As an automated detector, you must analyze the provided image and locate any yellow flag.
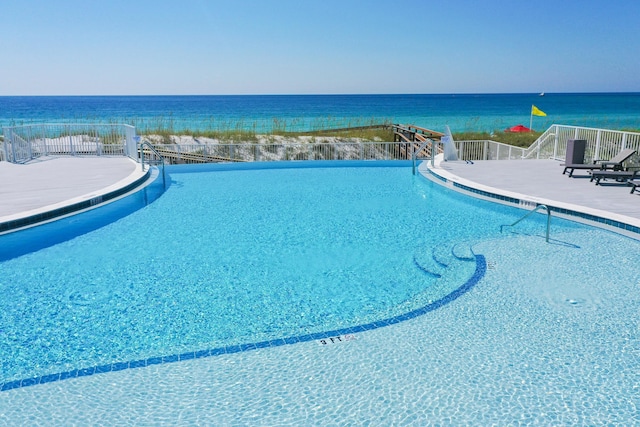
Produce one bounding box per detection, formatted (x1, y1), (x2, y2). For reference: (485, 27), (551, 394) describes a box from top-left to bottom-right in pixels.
(531, 105), (547, 117)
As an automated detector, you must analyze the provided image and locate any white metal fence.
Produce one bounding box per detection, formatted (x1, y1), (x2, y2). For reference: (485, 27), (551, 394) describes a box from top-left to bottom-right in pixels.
(1, 124), (137, 163)
(522, 124), (640, 162)
(139, 141), (418, 164)
(454, 125), (640, 164)
(4, 123), (640, 167)
(454, 140), (527, 161)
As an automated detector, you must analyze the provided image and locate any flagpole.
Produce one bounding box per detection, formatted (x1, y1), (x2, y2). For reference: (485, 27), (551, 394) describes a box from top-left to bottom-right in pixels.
(529, 106), (533, 131)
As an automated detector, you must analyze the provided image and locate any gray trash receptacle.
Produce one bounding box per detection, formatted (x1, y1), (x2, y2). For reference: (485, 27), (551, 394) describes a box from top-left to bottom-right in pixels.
(566, 139), (587, 164)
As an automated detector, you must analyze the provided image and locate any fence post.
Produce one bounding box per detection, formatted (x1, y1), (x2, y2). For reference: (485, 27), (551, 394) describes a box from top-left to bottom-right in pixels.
(26, 128), (33, 160)
(2, 128), (11, 162)
(536, 137), (541, 159)
(67, 125), (75, 156)
(594, 130), (601, 161)
(42, 126), (49, 156)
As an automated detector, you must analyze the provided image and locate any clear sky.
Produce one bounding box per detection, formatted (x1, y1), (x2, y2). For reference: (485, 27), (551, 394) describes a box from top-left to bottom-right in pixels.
(1, 0), (639, 95)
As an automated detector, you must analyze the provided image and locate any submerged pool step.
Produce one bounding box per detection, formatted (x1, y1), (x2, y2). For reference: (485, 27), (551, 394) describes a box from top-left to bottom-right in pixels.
(413, 252), (443, 278)
(414, 242), (476, 278)
(451, 242), (475, 261)
(431, 244), (452, 268)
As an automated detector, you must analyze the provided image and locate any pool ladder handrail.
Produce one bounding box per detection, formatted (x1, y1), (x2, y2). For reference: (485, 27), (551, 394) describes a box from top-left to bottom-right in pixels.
(139, 139), (166, 188)
(500, 204), (551, 242)
(412, 138), (435, 175)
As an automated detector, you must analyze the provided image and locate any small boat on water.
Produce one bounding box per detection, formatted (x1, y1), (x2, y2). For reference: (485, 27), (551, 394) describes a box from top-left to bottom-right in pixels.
(539, 92), (545, 96)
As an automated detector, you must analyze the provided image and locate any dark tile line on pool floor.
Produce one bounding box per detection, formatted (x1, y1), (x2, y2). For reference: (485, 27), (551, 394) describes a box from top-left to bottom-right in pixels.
(0, 255), (486, 392)
(428, 170), (640, 235)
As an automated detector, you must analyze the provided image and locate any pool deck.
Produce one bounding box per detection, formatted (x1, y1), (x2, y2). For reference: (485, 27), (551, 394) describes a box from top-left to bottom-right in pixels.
(0, 156), (146, 228)
(421, 157), (640, 233)
(1, 155), (640, 236)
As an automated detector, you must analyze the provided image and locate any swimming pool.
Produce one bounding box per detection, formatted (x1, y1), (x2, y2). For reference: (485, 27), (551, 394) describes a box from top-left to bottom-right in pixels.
(1, 161), (638, 425)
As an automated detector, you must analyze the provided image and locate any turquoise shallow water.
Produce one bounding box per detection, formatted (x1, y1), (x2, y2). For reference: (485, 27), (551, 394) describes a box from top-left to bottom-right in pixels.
(0, 163), (639, 425)
(1, 93), (640, 132)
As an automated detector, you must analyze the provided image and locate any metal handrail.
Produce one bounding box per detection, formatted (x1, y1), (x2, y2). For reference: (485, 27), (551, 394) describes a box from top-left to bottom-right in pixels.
(139, 140), (166, 188)
(500, 204), (551, 242)
(412, 138), (434, 175)
(522, 131), (557, 159)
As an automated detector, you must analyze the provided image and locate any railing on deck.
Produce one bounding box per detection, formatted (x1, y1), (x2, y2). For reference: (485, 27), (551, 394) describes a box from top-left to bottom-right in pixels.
(522, 124), (640, 163)
(5, 123), (639, 168)
(454, 125), (640, 164)
(142, 141), (417, 164)
(1, 124), (137, 163)
(455, 140), (526, 161)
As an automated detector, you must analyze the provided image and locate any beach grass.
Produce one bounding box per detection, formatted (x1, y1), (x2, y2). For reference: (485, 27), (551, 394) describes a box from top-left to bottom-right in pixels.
(138, 120), (545, 148)
(137, 117), (396, 142)
(452, 130), (544, 148)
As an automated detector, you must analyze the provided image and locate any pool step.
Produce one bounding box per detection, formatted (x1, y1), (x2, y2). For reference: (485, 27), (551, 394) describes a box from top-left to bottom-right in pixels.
(414, 242), (476, 278)
(451, 242), (475, 261)
(413, 252), (443, 278)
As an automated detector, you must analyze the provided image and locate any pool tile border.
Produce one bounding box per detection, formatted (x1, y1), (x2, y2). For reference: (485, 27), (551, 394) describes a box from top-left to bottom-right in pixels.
(427, 169), (640, 236)
(0, 170), (151, 234)
(0, 255), (486, 392)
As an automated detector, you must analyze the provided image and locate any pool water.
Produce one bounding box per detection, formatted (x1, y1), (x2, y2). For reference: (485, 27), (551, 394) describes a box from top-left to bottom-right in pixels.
(0, 163), (490, 383)
(1, 162), (639, 425)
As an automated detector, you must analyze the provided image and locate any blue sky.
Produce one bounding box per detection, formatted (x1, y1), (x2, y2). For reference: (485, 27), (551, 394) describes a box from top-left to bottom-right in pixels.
(1, 0), (639, 95)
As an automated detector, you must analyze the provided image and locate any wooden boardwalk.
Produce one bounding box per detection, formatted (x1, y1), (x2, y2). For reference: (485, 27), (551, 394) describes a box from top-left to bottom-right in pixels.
(392, 124), (444, 158)
(143, 147), (239, 164)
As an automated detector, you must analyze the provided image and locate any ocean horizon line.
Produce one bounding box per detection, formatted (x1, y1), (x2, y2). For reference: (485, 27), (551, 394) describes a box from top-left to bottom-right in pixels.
(2, 92), (639, 133)
(2, 91), (640, 98)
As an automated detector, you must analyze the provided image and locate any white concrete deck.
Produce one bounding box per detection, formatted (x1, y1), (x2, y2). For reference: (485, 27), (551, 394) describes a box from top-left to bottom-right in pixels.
(421, 158), (640, 231)
(0, 156), (146, 224)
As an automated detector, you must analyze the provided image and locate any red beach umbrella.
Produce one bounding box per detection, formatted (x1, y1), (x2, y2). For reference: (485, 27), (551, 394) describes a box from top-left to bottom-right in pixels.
(505, 124), (532, 133)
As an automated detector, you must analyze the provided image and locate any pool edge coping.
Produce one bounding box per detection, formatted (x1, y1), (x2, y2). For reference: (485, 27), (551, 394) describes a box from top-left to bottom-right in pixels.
(0, 161), (152, 235)
(421, 158), (640, 238)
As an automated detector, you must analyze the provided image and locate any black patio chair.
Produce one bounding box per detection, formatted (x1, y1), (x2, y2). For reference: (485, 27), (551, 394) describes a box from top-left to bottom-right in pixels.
(563, 148), (636, 177)
(590, 169), (640, 185)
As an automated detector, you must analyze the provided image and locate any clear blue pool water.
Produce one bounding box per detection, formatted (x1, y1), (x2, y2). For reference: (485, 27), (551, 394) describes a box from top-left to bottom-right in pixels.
(1, 161), (639, 425)
(0, 161), (555, 385)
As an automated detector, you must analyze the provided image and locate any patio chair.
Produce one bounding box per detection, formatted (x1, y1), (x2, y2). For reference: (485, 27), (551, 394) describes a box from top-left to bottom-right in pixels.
(628, 177), (640, 194)
(590, 169), (640, 185)
(562, 148), (636, 177)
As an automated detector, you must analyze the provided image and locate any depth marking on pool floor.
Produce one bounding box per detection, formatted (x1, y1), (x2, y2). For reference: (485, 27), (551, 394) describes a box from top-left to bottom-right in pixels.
(317, 334), (357, 346)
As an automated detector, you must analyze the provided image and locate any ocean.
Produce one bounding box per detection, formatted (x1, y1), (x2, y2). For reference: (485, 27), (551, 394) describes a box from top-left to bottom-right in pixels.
(1, 93), (639, 134)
